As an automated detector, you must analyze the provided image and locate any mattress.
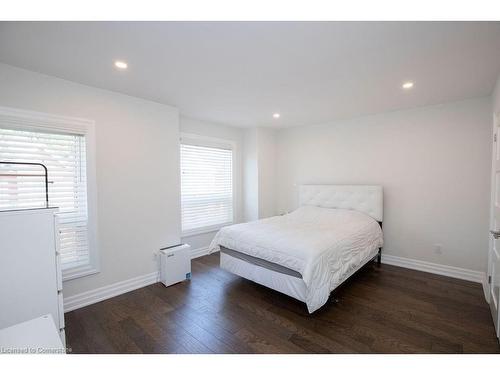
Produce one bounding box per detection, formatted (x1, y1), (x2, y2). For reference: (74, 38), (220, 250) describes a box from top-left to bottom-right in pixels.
(210, 205), (384, 313)
(220, 246), (302, 278)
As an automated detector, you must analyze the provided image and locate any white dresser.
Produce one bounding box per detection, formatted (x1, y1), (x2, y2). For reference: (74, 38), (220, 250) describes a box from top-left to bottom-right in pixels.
(0, 208), (65, 346)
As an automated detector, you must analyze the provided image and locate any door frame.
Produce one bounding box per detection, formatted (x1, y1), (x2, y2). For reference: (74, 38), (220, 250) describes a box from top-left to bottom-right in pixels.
(488, 111), (500, 338)
(487, 112), (496, 304)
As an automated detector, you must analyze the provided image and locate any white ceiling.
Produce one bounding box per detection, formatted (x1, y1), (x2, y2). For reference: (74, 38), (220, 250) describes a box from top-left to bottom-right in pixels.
(1, 22), (500, 128)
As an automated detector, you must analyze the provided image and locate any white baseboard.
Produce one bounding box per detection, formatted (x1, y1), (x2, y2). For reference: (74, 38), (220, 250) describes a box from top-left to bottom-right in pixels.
(191, 246), (210, 259)
(64, 271), (159, 312)
(482, 274), (490, 303)
(381, 254), (485, 284)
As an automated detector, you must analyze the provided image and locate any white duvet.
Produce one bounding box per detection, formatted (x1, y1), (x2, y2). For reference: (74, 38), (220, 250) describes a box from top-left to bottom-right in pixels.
(209, 206), (383, 313)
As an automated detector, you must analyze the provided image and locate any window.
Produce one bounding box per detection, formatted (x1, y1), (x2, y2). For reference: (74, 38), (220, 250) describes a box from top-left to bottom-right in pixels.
(180, 135), (234, 235)
(0, 106), (98, 280)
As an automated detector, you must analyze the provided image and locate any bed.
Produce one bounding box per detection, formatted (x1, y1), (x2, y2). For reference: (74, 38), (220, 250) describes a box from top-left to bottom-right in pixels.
(209, 185), (384, 313)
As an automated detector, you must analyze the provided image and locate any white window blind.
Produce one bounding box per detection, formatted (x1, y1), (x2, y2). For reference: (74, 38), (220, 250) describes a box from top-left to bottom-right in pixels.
(181, 140), (233, 234)
(0, 127), (90, 270)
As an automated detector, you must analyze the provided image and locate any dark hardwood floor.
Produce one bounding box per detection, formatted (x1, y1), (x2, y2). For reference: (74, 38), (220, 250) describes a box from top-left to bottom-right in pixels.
(65, 253), (500, 353)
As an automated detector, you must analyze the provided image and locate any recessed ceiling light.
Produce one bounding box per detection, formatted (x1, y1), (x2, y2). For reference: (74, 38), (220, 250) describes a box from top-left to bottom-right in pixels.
(273, 113), (281, 119)
(402, 81), (414, 89)
(114, 60), (128, 70)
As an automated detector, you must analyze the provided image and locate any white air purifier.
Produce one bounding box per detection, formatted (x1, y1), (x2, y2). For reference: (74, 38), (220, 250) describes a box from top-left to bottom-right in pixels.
(160, 244), (192, 287)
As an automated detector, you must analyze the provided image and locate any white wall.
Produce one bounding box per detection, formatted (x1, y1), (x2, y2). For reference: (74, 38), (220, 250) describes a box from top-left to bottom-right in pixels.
(494, 75), (500, 115)
(0, 63), (181, 298)
(242, 127), (277, 220)
(243, 128), (259, 221)
(180, 116), (244, 252)
(256, 128), (277, 219)
(275, 97), (492, 272)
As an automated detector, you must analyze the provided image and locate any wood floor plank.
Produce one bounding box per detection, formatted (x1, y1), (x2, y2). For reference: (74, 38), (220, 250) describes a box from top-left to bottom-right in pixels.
(342, 292), (497, 353)
(65, 253), (500, 354)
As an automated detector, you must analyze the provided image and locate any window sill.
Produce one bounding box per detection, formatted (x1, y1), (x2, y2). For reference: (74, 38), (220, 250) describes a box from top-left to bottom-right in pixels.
(182, 222), (233, 238)
(62, 264), (99, 282)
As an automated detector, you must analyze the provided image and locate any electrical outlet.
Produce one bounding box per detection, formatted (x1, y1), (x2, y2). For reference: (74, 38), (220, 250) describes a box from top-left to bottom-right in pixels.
(433, 244), (443, 255)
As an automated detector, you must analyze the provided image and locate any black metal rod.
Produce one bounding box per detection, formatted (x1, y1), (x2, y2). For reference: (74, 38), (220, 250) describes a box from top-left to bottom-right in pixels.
(0, 161), (49, 208)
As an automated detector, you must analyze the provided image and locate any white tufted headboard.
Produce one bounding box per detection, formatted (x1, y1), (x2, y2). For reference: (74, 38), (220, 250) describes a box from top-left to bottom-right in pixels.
(299, 185), (383, 222)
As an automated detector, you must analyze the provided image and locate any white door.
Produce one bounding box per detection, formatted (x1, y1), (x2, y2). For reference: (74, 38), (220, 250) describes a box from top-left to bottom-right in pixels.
(489, 112), (500, 338)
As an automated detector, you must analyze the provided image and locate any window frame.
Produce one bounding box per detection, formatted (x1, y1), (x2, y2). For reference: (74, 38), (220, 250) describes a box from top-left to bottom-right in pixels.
(180, 132), (237, 237)
(0, 106), (99, 281)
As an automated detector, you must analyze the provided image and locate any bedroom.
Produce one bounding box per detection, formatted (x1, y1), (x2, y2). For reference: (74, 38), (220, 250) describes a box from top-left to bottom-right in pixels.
(1, 1), (500, 372)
